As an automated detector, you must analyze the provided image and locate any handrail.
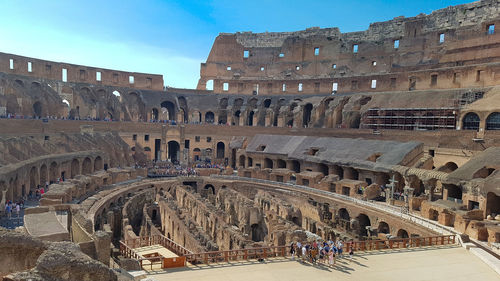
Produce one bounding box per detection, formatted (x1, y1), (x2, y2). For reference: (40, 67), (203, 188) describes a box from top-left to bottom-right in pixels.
(183, 234), (456, 265)
(211, 175), (456, 236)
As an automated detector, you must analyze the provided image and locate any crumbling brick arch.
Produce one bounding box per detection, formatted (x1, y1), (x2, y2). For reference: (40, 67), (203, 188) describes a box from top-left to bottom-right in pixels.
(82, 157), (93, 175)
(49, 161), (59, 183)
(70, 159), (80, 178)
(94, 156), (103, 171)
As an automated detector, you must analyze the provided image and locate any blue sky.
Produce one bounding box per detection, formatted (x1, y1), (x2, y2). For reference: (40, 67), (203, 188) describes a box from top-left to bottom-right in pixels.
(0, 0), (471, 89)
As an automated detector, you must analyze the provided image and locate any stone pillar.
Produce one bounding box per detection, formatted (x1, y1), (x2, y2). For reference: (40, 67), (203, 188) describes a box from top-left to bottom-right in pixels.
(93, 231), (111, 266)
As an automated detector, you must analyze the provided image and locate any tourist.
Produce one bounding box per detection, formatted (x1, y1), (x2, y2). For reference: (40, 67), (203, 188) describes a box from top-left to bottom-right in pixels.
(349, 246), (354, 260)
(328, 246), (335, 266)
(15, 203), (20, 217)
(5, 203), (11, 219)
(337, 240), (343, 258)
(289, 242), (296, 260)
(301, 244), (307, 261)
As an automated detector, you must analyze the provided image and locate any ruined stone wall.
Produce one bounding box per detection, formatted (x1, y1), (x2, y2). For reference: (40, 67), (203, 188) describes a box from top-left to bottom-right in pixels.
(0, 52), (164, 90)
(198, 0), (500, 95)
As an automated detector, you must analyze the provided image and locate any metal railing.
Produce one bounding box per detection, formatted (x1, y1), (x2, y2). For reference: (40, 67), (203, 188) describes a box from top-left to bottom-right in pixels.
(210, 175), (456, 236)
(184, 234), (456, 265)
(121, 234), (193, 256)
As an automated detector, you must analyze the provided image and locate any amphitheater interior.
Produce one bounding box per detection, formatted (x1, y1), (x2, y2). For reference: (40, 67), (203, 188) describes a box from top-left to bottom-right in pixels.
(2, 0), (500, 280)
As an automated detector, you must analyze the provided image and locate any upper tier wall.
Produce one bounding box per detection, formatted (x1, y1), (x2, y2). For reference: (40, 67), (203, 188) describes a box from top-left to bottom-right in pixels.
(0, 52), (164, 91)
(197, 0), (500, 95)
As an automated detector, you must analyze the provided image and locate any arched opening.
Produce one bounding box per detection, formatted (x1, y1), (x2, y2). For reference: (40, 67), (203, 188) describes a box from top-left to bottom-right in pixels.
(205, 111), (215, 123)
(438, 162), (458, 173)
(338, 208), (350, 222)
(233, 110), (241, 125)
(397, 229), (409, 238)
(445, 184), (462, 201)
(82, 157), (92, 175)
(486, 112), (500, 130)
(29, 166), (38, 192)
(33, 101), (42, 118)
(291, 160), (300, 173)
(357, 214), (371, 237)
(193, 148), (201, 161)
(70, 159), (79, 178)
(49, 161), (58, 183)
(462, 112), (480, 130)
(216, 142), (225, 159)
(204, 184), (215, 195)
(238, 155), (246, 167)
(429, 209), (439, 221)
(287, 119), (294, 127)
(264, 158), (273, 169)
(377, 222), (390, 235)
(167, 141), (180, 163)
(251, 224), (264, 242)
(247, 111), (254, 126)
(292, 216), (301, 227)
(263, 99), (271, 108)
(151, 108), (159, 121)
(318, 163), (328, 176)
(218, 111), (227, 125)
(302, 103), (313, 127)
(247, 157), (253, 167)
(94, 156), (103, 171)
(39, 164), (47, 186)
(473, 167), (496, 179)
(486, 192), (500, 218)
(331, 165), (343, 179)
(160, 101), (176, 121)
(277, 159), (286, 169)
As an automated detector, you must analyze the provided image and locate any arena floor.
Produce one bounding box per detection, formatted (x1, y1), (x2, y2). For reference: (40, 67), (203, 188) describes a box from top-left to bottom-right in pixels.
(145, 246), (498, 281)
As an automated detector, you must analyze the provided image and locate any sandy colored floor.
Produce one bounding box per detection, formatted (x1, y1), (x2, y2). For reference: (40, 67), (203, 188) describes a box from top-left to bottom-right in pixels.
(145, 246), (499, 281)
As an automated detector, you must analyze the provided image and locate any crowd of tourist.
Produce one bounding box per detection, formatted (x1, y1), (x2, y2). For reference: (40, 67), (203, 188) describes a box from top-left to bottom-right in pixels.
(289, 239), (353, 266)
(140, 159), (227, 177)
(3, 200), (23, 219)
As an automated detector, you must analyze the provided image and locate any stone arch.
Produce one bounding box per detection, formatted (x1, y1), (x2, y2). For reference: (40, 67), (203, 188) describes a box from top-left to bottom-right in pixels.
(216, 142), (225, 159)
(486, 192), (500, 218)
(247, 111), (254, 126)
(291, 160), (300, 173)
(204, 184), (215, 195)
(160, 101), (176, 121)
(462, 112), (480, 130)
(263, 99), (271, 108)
(438, 162), (458, 173)
(205, 111), (215, 123)
(167, 141), (180, 163)
(277, 159), (286, 169)
(397, 229), (409, 238)
(486, 112), (500, 130)
(70, 159), (80, 178)
(377, 221), (390, 235)
(193, 148), (201, 161)
(264, 158), (273, 169)
(33, 101), (42, 118)
(39, 164), (47, 186)
(302, 103), (313, 127)
(49, 162), (59, 182)
(357, 213), (371, 237)
(151, 108), (159, 121)
(233, 110), (241, 125)
(82, 157), (92, 175)
(94, 156), (103, 171)
(318, 163), (328, 176)
(338, 208), (350, 221)
(238, 155), (246, 167)
(473, 167), (496, 179)
(444, 184), (462, 201)
(29, 167), (40, 193)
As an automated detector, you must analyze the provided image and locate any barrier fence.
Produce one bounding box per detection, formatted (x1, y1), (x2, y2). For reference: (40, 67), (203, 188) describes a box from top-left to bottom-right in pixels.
(120, 234), (456, 269)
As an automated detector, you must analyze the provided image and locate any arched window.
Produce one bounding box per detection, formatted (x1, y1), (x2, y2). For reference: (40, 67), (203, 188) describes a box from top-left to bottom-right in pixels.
(462, 112), (480, 130)
(486, 112), (500, 130)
